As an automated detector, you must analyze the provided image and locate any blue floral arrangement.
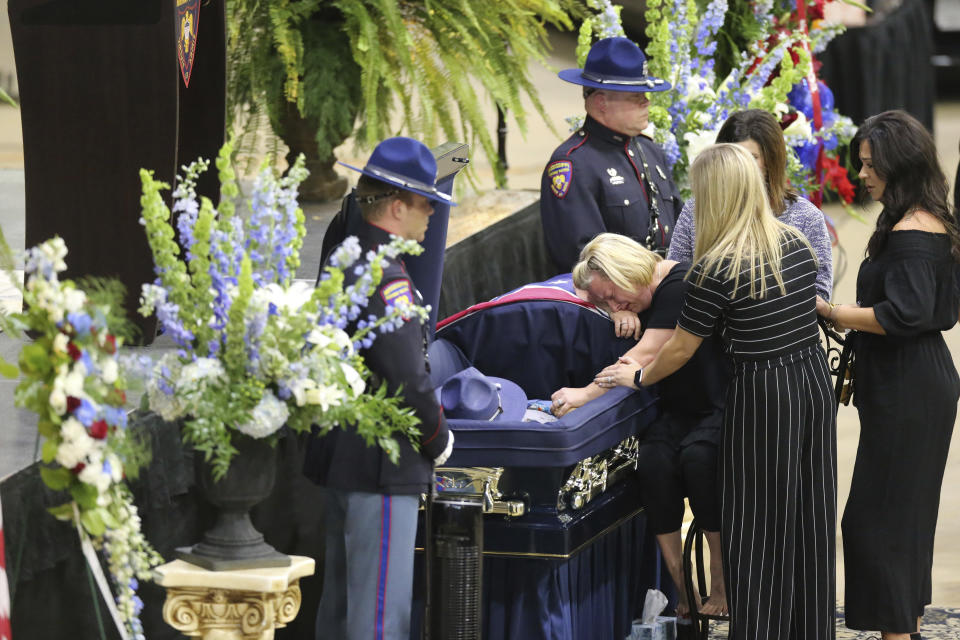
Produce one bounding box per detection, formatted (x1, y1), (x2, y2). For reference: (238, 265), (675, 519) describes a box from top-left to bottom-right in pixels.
(578, 0), (861, 206)
(137, 142), (424, 479)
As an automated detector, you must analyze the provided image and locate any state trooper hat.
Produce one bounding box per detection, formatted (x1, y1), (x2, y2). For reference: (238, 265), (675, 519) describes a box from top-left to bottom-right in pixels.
(436, 367), (527, 422)
(339, 136), (457, 206)
(558, 37), (671, 93)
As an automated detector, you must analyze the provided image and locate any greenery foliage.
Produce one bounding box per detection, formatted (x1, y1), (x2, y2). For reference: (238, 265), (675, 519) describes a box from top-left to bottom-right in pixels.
(226, 0), (588, 186)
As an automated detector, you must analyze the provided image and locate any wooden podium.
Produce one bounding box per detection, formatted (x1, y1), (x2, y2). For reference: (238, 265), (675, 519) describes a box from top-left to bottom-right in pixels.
(8, 0), (226, 344)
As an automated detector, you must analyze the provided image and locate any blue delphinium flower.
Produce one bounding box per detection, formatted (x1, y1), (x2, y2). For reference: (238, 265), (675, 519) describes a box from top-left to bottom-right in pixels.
(104, 406), (129, 428)
(692, 0), (727, 74)
(67, 311), (93, 338)
(75, 398), (97, 426)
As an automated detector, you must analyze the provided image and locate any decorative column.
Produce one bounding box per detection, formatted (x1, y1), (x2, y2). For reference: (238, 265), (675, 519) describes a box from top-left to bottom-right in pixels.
(153, 555), (315, 640)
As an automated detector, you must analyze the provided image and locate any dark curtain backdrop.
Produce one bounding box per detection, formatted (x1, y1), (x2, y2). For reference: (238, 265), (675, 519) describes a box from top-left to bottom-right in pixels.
(818, 0), (935, 131)
(438, 201), (557, 321)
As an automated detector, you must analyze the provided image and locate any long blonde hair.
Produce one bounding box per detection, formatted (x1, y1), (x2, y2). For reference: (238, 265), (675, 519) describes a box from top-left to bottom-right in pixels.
(690, 144), (808, 298)
(572, 233), (661, 293)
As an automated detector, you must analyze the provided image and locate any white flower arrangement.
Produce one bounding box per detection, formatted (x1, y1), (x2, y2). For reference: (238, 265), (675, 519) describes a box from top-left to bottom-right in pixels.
(2, 237), (162, 640)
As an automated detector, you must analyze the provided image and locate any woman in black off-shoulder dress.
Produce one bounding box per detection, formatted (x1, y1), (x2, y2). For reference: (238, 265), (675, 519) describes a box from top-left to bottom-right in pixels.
(817, 111), (960, 640)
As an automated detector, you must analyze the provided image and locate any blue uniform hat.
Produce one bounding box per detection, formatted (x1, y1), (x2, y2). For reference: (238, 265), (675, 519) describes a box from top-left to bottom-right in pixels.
(436, 367), (527, 422)
(558, 37), (670, 93)
(339, 136), (457, 206)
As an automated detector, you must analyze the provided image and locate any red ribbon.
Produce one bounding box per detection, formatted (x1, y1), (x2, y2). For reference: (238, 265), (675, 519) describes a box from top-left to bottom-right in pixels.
(797, 0), (825, 206)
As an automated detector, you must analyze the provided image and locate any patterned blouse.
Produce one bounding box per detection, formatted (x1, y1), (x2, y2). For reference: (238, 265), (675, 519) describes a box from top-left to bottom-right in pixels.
(667, 195), (833, 300)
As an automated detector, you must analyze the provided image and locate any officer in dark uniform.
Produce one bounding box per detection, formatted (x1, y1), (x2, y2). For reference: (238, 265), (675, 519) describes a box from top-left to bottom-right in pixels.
(304, 136), (454, 640)
(540, 36), (684, 272)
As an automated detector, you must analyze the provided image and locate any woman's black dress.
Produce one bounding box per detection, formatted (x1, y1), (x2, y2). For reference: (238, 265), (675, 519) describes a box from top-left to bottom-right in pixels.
(843, 230), (960, 632)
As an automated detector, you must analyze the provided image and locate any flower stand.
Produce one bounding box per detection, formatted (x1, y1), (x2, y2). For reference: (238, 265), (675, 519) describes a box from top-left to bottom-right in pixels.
(153, 556), (315, 640)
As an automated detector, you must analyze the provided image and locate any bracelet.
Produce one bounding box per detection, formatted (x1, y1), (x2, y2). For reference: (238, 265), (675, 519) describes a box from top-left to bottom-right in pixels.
(828, 302), (840, 323)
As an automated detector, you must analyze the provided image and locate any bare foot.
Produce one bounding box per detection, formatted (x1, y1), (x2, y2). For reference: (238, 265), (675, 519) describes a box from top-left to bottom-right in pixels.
(700, 590), (727, 616)
(676, 580), (701, 619)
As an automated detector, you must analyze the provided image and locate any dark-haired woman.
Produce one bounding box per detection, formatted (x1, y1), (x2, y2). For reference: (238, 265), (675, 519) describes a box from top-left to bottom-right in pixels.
(816, 110), (960, 640)
(669, 109), (833, 299)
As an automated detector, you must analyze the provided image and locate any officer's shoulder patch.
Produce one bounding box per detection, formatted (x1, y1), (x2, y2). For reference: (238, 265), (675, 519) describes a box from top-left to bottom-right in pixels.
(547, 160), (573, 199)
(381, 278), (414, 309)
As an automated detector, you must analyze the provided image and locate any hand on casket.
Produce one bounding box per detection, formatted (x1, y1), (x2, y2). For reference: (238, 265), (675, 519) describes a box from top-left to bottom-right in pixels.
(550, 385), (602, 417)
(595, 355), (641, 389)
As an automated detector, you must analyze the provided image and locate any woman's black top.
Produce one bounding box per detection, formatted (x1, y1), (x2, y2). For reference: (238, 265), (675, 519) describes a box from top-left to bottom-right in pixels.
(678, 234), (820, 360)
(639, 262), (732, 443)
(856, 230), (960, 336)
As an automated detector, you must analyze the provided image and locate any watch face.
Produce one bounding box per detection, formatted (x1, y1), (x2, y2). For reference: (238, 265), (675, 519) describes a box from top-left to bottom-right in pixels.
(633, 368), (643, 388)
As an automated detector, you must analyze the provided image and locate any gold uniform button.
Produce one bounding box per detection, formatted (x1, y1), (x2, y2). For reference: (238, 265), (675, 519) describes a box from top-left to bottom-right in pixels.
(623, 199), (630, 205)
(627, 149), (635, 157)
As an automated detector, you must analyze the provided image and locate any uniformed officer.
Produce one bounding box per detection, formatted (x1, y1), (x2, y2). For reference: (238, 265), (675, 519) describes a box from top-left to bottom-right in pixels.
(540, 36), (684, 272)
(304, 136), (454, 640)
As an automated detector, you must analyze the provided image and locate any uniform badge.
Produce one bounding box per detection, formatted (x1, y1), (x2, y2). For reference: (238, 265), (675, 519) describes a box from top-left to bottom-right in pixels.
(381, 279), (414, 312)
(607, 168), (624, 186)
(176, 0), (201, 87)
(547, 160), (573, 199)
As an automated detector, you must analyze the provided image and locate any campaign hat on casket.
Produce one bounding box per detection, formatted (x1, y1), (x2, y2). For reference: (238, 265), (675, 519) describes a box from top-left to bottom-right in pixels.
(436, 367), (527, 422)
(338, 136), (457, 206)
(558, 37), (670, 93)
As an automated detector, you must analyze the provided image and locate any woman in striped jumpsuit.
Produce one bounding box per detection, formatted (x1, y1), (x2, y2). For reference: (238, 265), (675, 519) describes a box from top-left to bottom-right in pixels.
(597, 143), (837, 640)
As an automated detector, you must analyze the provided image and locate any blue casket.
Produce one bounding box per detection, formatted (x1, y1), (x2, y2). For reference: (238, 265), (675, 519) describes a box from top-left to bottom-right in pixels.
(428, 276), (660, 557)
(413, 276), (671, 640)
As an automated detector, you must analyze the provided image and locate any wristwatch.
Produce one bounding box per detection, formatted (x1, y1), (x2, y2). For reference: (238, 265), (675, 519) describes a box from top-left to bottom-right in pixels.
(633, 368), (643, 389)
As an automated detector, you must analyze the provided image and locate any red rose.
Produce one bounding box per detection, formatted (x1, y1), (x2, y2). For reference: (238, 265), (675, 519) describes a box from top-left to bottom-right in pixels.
(71, 462), (86, 474)
(103, 334), (116, 355)
(67, 396), (81, 413)
(89, 420), (109, 439)
(67, 342), (82, 361)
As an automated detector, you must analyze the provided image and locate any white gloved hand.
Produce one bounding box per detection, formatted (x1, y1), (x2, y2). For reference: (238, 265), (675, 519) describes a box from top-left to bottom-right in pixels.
(433, 431), (454, 466)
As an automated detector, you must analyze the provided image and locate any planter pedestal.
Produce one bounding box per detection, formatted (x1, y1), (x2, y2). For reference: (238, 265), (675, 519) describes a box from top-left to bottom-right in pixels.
(154, 556), (315, 640)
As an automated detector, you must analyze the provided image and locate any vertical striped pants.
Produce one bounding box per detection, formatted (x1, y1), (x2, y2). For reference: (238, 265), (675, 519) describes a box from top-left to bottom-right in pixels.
(721, 346), (837, 640)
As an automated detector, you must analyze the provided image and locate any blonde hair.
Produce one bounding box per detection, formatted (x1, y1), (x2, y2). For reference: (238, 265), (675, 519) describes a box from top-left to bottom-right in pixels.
(572, 233), (661, 293)
(689, 144), (809, 298)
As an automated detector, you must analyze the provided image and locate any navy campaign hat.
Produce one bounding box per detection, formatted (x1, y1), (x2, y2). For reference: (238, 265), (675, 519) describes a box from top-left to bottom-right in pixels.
(558, 37), (670, 93)
(339, 136), (457, 206)
(437, 367), (527, 422)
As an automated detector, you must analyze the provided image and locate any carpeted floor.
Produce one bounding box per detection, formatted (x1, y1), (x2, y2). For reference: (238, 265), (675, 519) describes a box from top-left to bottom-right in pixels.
(701, 606), (960, 638)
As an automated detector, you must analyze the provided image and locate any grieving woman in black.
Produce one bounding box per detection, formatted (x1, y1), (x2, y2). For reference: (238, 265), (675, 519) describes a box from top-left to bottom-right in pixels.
(550, 233), (732, 620)
(816, 110), (960, 640)
(599, 144), (837, 640)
